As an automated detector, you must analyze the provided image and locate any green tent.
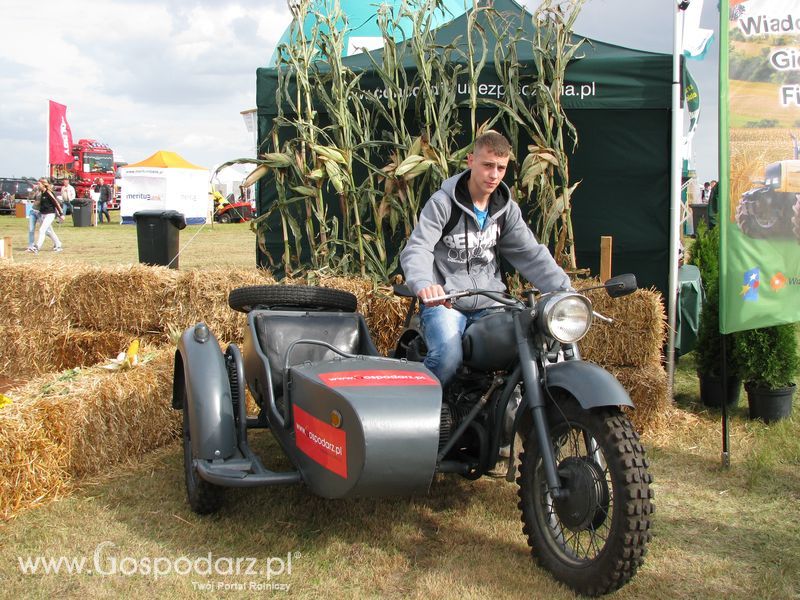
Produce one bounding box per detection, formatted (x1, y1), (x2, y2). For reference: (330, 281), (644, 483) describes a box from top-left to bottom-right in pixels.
(255, 0), (675, 294)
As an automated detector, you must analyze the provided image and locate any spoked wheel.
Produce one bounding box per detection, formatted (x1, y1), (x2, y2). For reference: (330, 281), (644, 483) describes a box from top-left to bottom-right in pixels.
(228, 285), (358, 313)
(182, 392), (223, 514)
(517, 395), (653, 596)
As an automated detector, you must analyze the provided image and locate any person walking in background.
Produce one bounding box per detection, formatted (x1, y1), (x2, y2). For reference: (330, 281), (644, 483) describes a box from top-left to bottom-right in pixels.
(25, 180), (43, 252)
(94, 177), (111, 223)
(700, 181), (711, 203)
(32, 180), (64, 253)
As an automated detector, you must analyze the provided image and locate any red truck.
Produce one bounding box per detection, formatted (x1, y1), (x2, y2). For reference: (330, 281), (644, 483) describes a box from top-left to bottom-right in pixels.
(50, 139), (119, 208)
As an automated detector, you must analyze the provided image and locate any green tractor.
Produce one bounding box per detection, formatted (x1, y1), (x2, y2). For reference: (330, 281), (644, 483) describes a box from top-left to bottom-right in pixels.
(736, 134), (800, 240)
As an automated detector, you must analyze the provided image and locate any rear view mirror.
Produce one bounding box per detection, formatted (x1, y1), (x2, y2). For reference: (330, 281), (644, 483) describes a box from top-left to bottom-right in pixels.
(605, 273), (637, 298)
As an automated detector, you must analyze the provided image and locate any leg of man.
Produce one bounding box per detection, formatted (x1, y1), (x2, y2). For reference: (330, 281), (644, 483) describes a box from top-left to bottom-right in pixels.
(420, 305), (467, 386)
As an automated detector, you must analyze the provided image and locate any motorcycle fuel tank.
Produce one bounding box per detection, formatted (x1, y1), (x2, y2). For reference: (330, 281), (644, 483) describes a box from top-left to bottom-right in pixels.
(287, 357), (441, 498)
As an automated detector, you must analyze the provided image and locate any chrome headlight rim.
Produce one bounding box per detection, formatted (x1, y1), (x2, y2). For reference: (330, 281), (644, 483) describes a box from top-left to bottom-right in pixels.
(538, 292), (593, 344)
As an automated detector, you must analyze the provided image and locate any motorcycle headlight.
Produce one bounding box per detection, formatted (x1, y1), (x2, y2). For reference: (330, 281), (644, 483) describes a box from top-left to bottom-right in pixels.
(538, 293), (593, 344)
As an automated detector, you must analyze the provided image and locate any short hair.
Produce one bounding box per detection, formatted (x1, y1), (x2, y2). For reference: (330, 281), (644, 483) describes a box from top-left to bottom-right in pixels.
(474, 130), (512, 157)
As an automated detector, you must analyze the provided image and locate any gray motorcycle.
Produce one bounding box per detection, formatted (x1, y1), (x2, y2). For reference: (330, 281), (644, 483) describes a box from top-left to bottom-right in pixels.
(174, 274), (652, 597)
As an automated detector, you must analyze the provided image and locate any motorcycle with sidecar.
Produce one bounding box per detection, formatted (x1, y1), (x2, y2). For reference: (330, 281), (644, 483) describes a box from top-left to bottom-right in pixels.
(173, 275), (653, 596)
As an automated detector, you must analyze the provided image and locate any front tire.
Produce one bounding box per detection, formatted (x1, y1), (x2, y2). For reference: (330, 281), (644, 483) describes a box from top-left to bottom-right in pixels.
(517, 396), (653, 596)
(182, 396), (223, 514)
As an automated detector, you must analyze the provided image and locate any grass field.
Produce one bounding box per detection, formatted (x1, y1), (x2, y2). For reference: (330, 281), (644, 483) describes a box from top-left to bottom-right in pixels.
(0, 211), (259, 270)
(0, 213), (798, 599)
(729, 80), (799, 129)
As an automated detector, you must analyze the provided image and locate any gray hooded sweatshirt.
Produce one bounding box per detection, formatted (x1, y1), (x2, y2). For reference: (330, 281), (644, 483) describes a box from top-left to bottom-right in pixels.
(400, 170), (571, 311)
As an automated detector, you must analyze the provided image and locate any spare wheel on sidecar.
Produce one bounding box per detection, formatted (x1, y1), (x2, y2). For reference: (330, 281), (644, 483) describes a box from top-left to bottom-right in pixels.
(228, 285), (357, 313)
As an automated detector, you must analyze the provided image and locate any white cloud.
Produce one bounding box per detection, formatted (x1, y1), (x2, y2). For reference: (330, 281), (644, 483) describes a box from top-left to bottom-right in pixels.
(0, 0), (291, 176)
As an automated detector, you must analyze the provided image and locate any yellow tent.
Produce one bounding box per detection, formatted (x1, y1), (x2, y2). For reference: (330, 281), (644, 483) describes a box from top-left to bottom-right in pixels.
(119, 151), (210, 224)
(124, 150), (205, 170)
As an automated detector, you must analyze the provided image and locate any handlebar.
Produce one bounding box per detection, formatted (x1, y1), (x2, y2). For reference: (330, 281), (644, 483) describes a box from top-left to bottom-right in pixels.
(423, 289), (521, 307)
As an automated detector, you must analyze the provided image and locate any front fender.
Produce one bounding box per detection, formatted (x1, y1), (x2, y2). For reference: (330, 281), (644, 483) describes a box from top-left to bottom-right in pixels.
(173, 323), (237, 460)
(544, 360), (633, 409)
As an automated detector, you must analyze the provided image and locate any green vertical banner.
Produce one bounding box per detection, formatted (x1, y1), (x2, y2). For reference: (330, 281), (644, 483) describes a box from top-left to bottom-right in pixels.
(720, 0), (800, 333)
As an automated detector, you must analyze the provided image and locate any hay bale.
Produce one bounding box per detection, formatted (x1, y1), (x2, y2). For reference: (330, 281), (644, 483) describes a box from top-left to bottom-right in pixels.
(0, 262), (75, 327)
(16, 346), (179, 478)
(609, 363), (671, 435)
(165, 269), (275, 344)
(0, 325), (157, 379)
(580, 285), (666, 369)
(0, 400), (70, 521)
(62, 264), (179, 333)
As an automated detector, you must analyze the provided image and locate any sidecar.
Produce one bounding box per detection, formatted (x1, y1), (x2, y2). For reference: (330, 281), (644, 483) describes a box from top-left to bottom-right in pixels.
(173, 285), (443, 513)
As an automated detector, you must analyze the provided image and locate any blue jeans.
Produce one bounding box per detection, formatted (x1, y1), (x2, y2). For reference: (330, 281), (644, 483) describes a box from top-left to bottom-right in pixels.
(420, 304), (488, 386)
(28, 209), (41, 247)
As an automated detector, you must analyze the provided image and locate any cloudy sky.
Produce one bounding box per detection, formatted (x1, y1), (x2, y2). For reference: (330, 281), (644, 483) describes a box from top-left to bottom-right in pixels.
(0, 0), (719, 181)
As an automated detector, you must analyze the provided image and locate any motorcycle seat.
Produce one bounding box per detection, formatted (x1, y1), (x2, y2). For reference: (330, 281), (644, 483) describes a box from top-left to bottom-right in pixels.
(252, 311), (379, 397)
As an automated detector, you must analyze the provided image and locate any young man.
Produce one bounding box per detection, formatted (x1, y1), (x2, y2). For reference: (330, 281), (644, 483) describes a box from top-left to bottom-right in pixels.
(400, 131), (571, 386)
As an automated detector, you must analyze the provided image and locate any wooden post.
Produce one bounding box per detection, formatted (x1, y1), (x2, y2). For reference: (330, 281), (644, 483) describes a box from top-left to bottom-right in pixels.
(600, 236), (612, 282)
(0, 237), (12, 260)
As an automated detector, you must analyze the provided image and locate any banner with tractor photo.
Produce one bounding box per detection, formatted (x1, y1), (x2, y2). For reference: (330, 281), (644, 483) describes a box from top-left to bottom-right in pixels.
(719, 0), (800, 333)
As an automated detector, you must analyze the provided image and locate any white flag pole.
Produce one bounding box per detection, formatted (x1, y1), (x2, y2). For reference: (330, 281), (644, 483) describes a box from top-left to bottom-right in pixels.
(45, 101), (50, 178)
(667, 1), (689, 395)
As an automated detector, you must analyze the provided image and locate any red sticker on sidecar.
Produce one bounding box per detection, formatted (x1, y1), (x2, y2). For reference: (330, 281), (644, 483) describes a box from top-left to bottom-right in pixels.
(294, 405), (347, 478)
(318, 370), (438, 387)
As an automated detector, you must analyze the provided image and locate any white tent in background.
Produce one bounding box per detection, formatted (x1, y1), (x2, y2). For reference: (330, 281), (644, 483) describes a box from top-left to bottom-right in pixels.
(212, 164), (251, 201)
(119, 151), (209, 224)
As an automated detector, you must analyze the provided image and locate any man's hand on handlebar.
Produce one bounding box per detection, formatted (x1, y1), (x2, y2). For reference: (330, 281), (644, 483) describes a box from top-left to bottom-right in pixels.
(418, 284), (452, 308)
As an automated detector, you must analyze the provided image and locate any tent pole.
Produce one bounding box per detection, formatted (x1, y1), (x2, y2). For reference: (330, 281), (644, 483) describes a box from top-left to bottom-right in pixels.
(667, 1), (687, 397)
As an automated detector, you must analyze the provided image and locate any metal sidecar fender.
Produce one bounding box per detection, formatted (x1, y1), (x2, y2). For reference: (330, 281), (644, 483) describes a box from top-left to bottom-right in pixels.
(173, 323), (237, 461)
(544, 360), (634, 409)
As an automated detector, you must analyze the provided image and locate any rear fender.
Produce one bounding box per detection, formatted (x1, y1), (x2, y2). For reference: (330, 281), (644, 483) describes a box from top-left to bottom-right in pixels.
(174, 323), (237, 461)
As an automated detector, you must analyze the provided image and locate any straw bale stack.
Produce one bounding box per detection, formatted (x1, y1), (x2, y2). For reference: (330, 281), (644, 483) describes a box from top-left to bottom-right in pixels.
(0, 324), (154, 379)
(0, 262), (671, 521)
(606, 363), (671, 434)
(0, 399), (69, 520)
(579, 285), (666, 368)
(0, 346), (176, 519)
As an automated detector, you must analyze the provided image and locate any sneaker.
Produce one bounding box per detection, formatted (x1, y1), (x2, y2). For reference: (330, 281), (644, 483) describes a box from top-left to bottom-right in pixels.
(31, 246), (38, 254)
(25, 246), (35, 253)
(53, 247), (63, 253)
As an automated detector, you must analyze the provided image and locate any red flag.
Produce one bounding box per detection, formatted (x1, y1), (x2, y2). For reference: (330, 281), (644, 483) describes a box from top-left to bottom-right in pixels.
(48, 100), (74, 164)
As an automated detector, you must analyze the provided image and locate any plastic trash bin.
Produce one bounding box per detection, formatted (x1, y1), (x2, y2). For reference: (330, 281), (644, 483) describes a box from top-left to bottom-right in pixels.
(71, 199), (92, 227)
(690, 203), (708, 232)
(133, 210), (186, 268)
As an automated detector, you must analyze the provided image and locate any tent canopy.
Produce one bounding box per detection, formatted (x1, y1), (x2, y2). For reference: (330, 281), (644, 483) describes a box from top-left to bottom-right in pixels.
(255, 0), (676, 294)
(126, 150), (206, 170)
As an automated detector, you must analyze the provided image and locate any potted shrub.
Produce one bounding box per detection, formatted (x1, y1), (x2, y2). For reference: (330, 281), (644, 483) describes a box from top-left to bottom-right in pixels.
(688, 223), (741, 408)
(733, 323), (799, 423)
